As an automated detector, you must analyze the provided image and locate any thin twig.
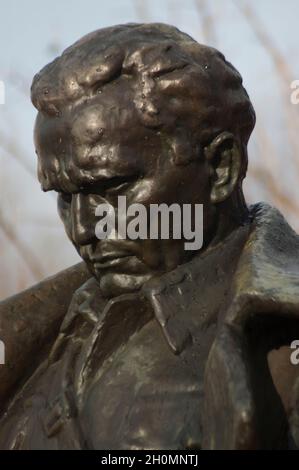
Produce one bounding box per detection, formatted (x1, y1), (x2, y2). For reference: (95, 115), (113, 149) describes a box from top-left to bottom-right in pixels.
(0, 208), (44, 279)
(235, 0), (299, 179)
(193, 0), (217, 45)
(248, 125), (298, 217)
(0, 129), (36, 179)
(133, 0), (149, 21)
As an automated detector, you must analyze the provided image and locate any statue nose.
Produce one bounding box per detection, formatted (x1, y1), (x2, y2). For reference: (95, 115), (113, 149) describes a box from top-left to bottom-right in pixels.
(71, 193), (95, 245)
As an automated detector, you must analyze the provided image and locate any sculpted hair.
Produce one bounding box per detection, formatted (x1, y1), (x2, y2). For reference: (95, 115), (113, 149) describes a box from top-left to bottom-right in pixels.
(31, 23), (255, 179)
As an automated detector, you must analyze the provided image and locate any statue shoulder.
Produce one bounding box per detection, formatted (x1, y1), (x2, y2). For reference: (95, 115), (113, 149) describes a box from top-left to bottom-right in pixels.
(0, 262), (90, 410)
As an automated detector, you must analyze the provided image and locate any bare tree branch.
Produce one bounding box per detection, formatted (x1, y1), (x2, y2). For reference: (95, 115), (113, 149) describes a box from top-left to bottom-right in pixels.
(235, 0), (299, 179)
(0, 208), (44, 280)
(133, 0), (149, 21)
(193, 0), (217, 45)
(0, 129), (36, 178)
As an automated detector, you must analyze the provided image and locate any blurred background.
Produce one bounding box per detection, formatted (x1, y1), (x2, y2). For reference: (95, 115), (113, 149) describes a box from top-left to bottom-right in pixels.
(0, 0), (299, 300)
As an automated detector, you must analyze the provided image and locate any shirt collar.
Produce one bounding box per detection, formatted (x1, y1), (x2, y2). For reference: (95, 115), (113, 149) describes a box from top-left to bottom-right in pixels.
(142, 221), (251, 354)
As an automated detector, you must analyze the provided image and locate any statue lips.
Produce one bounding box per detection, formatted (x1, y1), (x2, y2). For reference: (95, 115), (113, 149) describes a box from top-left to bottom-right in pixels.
(82, 239), (149, 272)
(94, 253), (134, 269)
(90, 246), (153, 275)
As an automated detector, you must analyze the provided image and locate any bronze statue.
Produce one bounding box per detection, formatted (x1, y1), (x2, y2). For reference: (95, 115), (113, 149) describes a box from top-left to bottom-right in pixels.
(0, 23), (299, 450)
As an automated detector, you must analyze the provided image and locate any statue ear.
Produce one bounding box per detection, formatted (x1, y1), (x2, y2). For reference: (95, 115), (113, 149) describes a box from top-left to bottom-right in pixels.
(204, 132), (242, 204)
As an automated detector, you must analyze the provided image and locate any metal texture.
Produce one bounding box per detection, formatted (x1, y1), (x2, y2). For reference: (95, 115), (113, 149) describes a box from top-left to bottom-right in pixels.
(0, 23), (298, 449)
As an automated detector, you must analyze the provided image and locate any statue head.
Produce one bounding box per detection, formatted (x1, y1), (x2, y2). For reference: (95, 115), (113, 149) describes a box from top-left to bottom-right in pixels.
(31, 23), (255, 297)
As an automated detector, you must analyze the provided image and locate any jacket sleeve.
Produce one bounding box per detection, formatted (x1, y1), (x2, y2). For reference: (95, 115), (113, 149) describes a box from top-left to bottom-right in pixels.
(0, 262), (90, 411)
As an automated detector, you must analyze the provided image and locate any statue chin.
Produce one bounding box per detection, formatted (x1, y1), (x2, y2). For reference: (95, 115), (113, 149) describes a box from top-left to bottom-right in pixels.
(98, 272), (154, 298)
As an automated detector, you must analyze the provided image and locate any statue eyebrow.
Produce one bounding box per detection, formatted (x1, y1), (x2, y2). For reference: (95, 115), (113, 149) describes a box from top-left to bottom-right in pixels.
(40, 173), (79, 194)
(42, 182), (78, 194)
(81, 174), (139, 193)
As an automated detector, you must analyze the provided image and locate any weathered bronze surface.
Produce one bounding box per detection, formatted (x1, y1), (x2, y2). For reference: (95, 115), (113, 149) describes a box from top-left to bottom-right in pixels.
(0, 23), (299, 449)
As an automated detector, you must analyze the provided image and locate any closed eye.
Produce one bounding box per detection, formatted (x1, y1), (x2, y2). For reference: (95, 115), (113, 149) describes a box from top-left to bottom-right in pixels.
(82, 174), (139, 196)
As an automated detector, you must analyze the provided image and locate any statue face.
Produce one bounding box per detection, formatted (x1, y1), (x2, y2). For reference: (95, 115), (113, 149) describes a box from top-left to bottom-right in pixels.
(35, 88), (214, 297)
(31, 24), (255, 297)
